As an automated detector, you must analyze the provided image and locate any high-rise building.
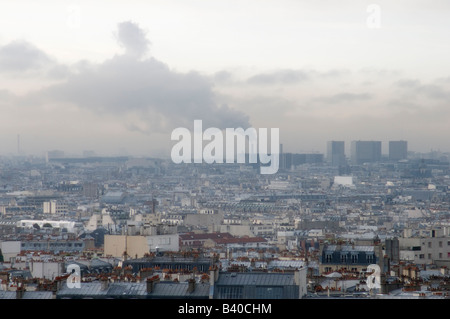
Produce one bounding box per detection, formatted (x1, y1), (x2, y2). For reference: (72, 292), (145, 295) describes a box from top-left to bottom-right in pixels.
(351, 141), (381, 164)
(327, 141), (346, 166)
(389, 140), (408, 161)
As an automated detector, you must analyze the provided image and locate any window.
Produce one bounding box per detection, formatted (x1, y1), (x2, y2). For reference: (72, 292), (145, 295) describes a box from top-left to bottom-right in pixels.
(428, 254), (432, 260)
(325, 254), (332, 263)
(351, 254), (358, 263)
(419, 254), (424, 259)
(366, 254), (374, 263)
(439, 253), (442, 259)
(340, 254), (348, 263)
(439, 241), (442, 248)
(428, 242), (432, 248)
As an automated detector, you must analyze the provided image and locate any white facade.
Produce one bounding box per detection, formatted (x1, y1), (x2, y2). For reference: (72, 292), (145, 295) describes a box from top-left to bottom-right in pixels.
(147, 234), (179, 252)
(31, 261), (65, 280)
(0, 241), (21, 261)
(333, 176), (354, 187)
(17, 220), (76, 232)
(43, 200), (68, 214)
(86, 211), (116, 231)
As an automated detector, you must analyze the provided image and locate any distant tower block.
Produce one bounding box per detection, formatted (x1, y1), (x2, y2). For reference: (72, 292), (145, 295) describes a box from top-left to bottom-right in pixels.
(327, 141), (345, 166)
(351, 140), (381, 164)
(389, 141), (408, 161)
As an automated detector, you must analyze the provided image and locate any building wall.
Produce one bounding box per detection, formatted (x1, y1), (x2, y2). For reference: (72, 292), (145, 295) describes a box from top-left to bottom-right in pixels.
(185, 213), (224, 228)
(351, 141), (382, 164)
(20, 240), (85, 253)
(327, 141), (346, 166)
(418, 236), (450, 265)
(104, 234), (180, 258)
(219, 224), (254, 237)
(319, 244), (383, 274)
(104, 235), (149, 258)
(389, 140), (407, 161)
(0, 241), (21, 262)
(31, 261), (64, 280)
(147, 234), (179, 252)
(399, 236), (450, 266)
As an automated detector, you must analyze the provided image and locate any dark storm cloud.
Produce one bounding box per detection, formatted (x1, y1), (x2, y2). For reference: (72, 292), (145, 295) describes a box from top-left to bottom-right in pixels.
(26, 21), (250, 132)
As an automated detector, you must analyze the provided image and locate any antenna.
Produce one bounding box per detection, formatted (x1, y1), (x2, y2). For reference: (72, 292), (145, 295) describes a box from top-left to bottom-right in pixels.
(17, 134), (20, 155)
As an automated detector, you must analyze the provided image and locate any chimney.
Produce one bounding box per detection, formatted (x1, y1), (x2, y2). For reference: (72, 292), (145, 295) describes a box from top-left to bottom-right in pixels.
(146, 275), (160, 293)
(209, 266), (219, 286)
(187, 278), (196, 293)
(16, 286), (25, 300)
(100, 276), (109, 291)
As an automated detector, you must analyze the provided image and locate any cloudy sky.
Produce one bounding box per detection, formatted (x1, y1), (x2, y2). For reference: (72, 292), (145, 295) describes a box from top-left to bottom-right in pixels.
(1, 0), (450, 158)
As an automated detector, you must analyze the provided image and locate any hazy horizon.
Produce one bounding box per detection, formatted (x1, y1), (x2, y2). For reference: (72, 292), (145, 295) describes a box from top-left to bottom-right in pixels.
(1, 1), (450, 158)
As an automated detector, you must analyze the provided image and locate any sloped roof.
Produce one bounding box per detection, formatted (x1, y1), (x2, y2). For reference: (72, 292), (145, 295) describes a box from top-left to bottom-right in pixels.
(213, 237), (267, 245)
(56, 280), (210, 298)
(149, 281), (210, 298)
(0, 291), (15, 299)
(179, 232), (234, 241)
(215, 272), (296, 286)
(22, 291), (54, 299)
(324, 245), (375, 253)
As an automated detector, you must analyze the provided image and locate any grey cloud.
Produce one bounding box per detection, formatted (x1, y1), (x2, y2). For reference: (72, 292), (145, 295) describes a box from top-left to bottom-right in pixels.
(0, 40), (70, 80)
(417, 84), (450, 100)
(359, 68), (402, 78)
(213, 70), (234, 84)
(315, 92), (372, 104)
(317, 69), (351, 78)
(396, 79), (421, 88)
(397, 79), (450, 100)
(25, 22), (249, 133)
(0, 41), (53, 72)
(247, 69), (310, 85)
(115, 21), (151, 59)
(0, 89), (15, 101)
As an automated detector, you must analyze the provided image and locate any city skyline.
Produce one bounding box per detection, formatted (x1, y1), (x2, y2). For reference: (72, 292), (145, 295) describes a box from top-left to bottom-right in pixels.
(1, 1), (450, 157)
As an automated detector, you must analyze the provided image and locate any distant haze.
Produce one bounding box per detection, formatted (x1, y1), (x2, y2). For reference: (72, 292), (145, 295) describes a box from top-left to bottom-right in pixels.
(1, 1), (450, 157)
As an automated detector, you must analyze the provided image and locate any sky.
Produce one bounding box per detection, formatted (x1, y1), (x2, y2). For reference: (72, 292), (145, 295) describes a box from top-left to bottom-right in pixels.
(1, 0), (450, 158)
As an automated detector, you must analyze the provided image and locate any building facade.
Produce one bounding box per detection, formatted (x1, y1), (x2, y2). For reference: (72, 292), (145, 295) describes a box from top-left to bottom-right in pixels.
(351, 141), (382, 164)
(327, 141), (346, 166)
(389, 140), (408, 161)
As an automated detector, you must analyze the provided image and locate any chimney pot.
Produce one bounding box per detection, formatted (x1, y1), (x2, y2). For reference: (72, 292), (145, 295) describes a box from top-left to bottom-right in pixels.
(187, 278), (196, 293)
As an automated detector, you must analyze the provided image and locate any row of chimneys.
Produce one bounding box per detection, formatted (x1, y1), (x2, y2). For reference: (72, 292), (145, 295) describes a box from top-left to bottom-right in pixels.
(12, 266), (222, 297)
(144, 267), (220, 294)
